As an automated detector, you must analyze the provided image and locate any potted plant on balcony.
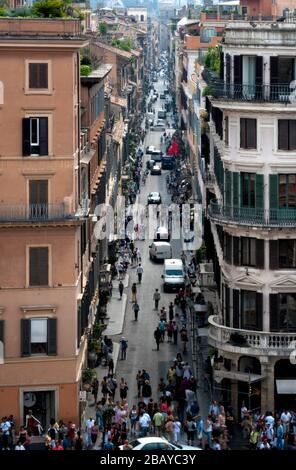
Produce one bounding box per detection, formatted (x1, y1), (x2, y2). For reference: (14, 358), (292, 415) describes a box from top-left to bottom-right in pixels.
(229, 332), (249, 347)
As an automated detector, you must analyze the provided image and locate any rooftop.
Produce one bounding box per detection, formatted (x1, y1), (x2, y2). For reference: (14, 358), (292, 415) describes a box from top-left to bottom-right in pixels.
(93, 40), (134, 59)
(224, 20), (296, 47)
(0, 18), (84, 40)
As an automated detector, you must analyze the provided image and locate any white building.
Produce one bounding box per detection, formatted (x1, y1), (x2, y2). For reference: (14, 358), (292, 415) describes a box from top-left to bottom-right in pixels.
(203, 20), (296, 414)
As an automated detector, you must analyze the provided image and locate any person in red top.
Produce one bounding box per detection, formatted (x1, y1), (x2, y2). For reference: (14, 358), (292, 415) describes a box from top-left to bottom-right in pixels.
(53, 439), (64, 450)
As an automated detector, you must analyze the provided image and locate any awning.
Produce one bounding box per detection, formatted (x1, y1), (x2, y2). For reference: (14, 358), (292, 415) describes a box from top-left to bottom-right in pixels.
(276, 379), (296, 394)
(214, 369), (265, 384)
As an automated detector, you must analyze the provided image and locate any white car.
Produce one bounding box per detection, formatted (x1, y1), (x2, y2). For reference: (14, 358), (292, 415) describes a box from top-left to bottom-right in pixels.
(119, 437), (202, 451)
(147, 191), (161, 204)
(152, 124), (166, 131)
(146, 145), (156, 154)
(150, 164), (162, 175)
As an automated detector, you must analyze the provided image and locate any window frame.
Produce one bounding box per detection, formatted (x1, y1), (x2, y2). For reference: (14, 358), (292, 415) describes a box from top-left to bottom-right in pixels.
(241, 237), (256, 267)
(30, 317), (48, 355)
(26, 244), (52, 288)
(278, 120), (296, 151)
(279, 239), (296, 269)
(25, 60), (52, 95)
(241, 290), (257, 330)
(278, 293), (296, 332)
(240, 118), (257, 150)
(279, 174), (296, 208)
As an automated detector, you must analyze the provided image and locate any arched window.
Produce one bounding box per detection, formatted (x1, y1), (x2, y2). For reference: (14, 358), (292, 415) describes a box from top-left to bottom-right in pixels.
(0, 81), (3, 105)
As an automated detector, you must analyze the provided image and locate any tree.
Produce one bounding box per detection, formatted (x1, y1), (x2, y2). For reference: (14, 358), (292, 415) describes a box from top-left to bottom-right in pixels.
(99, 21), (108, 36)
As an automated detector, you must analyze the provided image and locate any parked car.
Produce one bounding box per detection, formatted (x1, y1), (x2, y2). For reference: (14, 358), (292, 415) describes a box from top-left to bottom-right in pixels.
(151, 124), (166, 131)
(156, 119), (166, 127)
(147, 192), (161, 204)
(119, 437), (202, 451)
(151, 150), (162, 162)
(146, 159), (155, 170)
(150, 164), (162, 175)
(146, 146), (156, 154)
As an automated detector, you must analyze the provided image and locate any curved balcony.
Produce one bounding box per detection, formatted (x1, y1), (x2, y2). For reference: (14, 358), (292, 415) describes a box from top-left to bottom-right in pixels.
(208, 200), (296, 228)
(208, 315), (296, 357)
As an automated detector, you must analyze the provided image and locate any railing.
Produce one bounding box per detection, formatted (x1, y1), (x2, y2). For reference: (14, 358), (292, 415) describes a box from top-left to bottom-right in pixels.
(0, 204), (72, 222)
(207, 81), (296, 104)
(208, 200), (296, 227)
(209, 315), (296, 352)
(205, 170), (216, 187)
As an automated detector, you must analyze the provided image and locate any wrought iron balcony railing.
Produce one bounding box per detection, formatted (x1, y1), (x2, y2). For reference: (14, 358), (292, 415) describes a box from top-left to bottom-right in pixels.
(208, 82), (296, 104)
(208, 200), (296, 227)
(0, 204), (72, 222)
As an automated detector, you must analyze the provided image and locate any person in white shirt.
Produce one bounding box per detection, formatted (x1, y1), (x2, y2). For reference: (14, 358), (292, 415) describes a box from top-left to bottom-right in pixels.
(136, 263), (144, 284)
(173, 419), (181, 443)
(265, 413), (275, 428)
(139, 412), (151, 437)
(280, 409), (291, 434)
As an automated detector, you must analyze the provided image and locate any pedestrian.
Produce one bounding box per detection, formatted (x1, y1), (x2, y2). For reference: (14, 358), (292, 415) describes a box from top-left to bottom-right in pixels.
(120, 337), (128, 360)
(159, 319), (166, 342)
(131, 283), (137, 303)
(153, 409), (164, 437)
(166, 320), (173, 343)
(185, 415), (196, 446)
(129, 405), (138, 436)
(169, 302), (174, 321)
(153, 289), (161, 310)
(119, 378), (129, 401)
(154, 327), (161, 351)
(172, 321), (178, 345)
(136, 247), (141, 263)
(133, 301), (140, 321)
(180, 325), (188, 353)
(137, 263), (144, 284)
(108, 280), (113, 297)
(108, 357), (114, 376)
(92, 377), (99, 405)
(173, 418), (181, 443)
(119, 280), (124, 300)
(136, 370), (143, 397)
(142, 380), (152, 406)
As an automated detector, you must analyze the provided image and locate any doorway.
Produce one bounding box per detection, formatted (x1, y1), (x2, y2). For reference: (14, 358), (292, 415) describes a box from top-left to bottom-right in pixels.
(23, 390), (55, 432)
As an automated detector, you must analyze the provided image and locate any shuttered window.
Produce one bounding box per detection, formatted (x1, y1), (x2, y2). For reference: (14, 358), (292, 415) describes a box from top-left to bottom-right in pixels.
(21, 318), (57, 356)
(225, 286), (230, 327)
(224, 233), (232, 264)
(269, 240), (279, 270)
(241, 290), (257, 330)
(224, 116), (229, 146)
(269, 174), (279, 209)
(240, 118), (257, 149)
(234, 55), (242, 85)
(241, 237), (256, 266)
(29, 63), (48, 89)
(233, 289), (240, 328)
(29, 247), (49, 286)
(241, 173), (255, 207)
(29, 180), (48, 205)
(278, 120), (296, 151)
(279, 239), (296, 268)
(22, 117), (48, 156)
(279, 174), (296, 208)
(233, 237), (240, 266)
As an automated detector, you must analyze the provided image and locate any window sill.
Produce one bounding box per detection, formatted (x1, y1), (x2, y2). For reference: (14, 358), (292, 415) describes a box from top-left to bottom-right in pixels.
(24, 90), (53, 96)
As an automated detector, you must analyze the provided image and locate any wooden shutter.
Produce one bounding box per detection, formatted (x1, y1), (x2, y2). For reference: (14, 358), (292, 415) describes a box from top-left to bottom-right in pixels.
(225, 233), (232, 264)
(21, 319), (31, 357)
(240, 118), (246, 148)
(233, 236), (240, 266)
(220, 52), (224, 80)
(234, 55), (242, 85)
(255, 174), (264, 209)
(289, 120), (296, 150)
(278, 120), (288, 151)
(255, 56), (263, 87)
(29, 180), (48, 205)
(77, 307), (82, 348)
(225, 53), (231, 84)
(256, 292), (263, 331)
(225, 286), (230, 327)
(232, 172), (239, 207)
(22, 118), (31, 156)
(47, 318), (57, 356)
(233, 289), (240, 328)
(29, 247), (49, 286)
(270, 57), (279, 85)
(247, 119), (257, 149)
(29, 63), (38, 88)
(0, 319), (4, 358)
(256, 239), (265, 269)
(269, 240), (279, 269)
(39, 117), (48, 156)
(269, 174), (279, 209)
(29, 63), (48, 89)
(269, 293), (278, 331)
(225, 170), (232, 206)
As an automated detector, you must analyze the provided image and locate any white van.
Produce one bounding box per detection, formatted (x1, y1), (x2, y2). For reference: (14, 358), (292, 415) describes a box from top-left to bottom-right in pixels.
(162, 259), (185, 292)
(149, 242), (172, 261)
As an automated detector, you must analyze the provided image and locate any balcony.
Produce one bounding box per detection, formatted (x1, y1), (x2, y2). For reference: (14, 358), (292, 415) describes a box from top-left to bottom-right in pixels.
(208, 200), (296, 228)
(206, 81), (296, 104)
(0, 204), (73, 222)
(208, 315), (296, 357)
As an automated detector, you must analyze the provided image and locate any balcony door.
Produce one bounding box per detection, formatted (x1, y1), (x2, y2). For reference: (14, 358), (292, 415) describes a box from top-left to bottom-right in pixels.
(29, 180), (48, 219)
(242, 56), (256, 99)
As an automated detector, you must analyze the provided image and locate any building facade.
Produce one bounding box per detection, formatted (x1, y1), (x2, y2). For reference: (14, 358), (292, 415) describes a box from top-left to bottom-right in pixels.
(203, 20), (296, 414)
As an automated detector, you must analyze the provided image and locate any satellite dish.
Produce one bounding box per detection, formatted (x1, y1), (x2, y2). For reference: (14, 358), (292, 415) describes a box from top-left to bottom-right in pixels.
(23, 392), (37, 408)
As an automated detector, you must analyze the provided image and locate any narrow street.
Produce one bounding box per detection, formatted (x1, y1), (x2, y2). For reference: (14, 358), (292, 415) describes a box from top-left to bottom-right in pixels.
(115, 77), (184, 403)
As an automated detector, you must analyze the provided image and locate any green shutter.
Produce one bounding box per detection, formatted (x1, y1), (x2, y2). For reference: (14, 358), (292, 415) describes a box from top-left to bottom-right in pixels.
(233, 172), (239, 207)
(269, 174), (279, 209)
(256, 174), (264, 209)
(224, 170), (232, 207)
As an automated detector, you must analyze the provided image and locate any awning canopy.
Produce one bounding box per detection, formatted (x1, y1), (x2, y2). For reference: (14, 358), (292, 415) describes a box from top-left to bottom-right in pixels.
(276, 379), (296, 394)
(214, 369), (265, 384)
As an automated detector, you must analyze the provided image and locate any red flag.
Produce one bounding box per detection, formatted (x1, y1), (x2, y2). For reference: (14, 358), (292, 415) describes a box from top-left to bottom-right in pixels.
(167, 139), (179, 156)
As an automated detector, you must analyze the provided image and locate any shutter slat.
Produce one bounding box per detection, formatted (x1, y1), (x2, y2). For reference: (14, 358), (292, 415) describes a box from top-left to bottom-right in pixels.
(269, 240), (279, 270)
(225, 170), (232, 207)
(232, 172), (239, 207)
(47, 318), (57, 356)
(29, 247), (49, 286)
(256, 174), (264, 209)
(39, 63), (48, 89)
(289, 120), (296, 151)
(39, 117), (48, 156)
(256, 239), (265, 269)
(240, 118), (246, 148)
(255, 56), (263, 87)
(29, 63), (38, 89)
(22, 118), (31, 156)
(21, 319), (31, 357)
(234, 55), (242, 85)
(225, 53), (230, 84)
(270, 57), (279, 85)
(270, 293), (278, 331)
(233, 237), (240, 266)
(233, 289), (240, 328)
(256, 292), (263, 331)
(269, 174), (279, 209)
